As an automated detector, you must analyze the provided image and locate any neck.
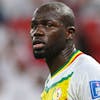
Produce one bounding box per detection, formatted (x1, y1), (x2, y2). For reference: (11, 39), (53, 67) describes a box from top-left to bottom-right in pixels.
(45, 45), (75, 75)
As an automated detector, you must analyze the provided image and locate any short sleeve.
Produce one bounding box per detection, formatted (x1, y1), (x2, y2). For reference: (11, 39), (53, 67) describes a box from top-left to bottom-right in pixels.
(68, 66), (100, 100)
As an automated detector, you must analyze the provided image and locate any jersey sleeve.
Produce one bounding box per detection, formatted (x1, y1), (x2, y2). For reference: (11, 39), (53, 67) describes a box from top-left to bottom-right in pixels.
(68, 65), (100, 100)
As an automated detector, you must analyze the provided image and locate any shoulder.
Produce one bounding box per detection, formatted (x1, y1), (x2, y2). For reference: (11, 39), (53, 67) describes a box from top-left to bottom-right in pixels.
(68, 54), (100, 100)
(75, 53), (100, 73)
(72, 53), (100, 81)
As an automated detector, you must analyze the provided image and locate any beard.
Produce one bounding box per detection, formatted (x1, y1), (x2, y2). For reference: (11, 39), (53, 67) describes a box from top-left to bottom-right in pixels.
(33, 38), (66, 60)
(33, 49), (46, 59)
(44, 41), (66, 60)
(33, 44), (62, 59)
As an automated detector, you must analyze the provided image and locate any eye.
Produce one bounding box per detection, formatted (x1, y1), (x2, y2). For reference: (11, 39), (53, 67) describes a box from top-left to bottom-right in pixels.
(31, 21), (38, 30)
(46, 22), (54, 28)
(47, 23), (53, 27)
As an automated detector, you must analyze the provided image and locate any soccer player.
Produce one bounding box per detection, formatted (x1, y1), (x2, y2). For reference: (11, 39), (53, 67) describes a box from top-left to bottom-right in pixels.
(30, 2), (100, 100)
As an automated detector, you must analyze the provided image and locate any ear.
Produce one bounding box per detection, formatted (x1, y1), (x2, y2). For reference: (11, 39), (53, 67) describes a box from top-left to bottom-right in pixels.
(65, 26), (75, 39)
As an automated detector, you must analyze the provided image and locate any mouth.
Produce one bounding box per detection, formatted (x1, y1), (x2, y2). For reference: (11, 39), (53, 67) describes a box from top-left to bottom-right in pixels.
(32, 39), (45, 50)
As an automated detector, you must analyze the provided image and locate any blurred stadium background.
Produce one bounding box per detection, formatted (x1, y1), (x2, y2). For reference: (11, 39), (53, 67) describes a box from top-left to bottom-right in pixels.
(0, 0), (100, 100)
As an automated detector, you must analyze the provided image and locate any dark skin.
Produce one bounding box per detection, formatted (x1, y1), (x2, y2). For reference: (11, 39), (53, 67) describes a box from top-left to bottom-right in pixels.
(30, 2), (75, 75)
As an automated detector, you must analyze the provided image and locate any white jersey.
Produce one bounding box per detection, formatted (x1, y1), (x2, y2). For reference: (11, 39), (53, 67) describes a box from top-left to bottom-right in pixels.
(41, 50), (100, 100)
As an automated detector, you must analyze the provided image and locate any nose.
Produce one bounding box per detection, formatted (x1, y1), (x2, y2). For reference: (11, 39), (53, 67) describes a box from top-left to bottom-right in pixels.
(30, 25), (45, 38)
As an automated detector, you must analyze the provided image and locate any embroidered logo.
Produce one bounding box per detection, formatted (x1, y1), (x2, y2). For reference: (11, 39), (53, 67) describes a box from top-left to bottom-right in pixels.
(52, 88), (62, 100)
(90, 81), (100, 99)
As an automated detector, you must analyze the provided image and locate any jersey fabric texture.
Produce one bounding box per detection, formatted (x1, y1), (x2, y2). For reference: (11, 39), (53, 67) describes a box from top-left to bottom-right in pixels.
(41, 50), (100, 100)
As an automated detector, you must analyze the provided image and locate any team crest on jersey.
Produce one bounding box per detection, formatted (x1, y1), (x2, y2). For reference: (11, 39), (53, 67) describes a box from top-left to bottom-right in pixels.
(90, 81), (100, 99)
(52, 88), (62, 100)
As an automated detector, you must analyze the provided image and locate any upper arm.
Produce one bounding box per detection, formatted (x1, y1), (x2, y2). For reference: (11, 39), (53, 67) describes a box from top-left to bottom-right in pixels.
(68, 67), (100, 100)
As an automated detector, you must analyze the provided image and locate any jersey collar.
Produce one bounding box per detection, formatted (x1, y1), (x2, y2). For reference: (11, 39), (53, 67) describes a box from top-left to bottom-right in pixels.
(51, 50), (83, 79)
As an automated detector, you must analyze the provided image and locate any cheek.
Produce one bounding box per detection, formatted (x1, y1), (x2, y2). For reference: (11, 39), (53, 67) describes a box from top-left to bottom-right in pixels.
(47, 29), (66, 47)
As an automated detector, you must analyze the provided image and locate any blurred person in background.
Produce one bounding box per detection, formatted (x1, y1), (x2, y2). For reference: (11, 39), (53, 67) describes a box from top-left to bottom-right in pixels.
(30, 1), (100, 100)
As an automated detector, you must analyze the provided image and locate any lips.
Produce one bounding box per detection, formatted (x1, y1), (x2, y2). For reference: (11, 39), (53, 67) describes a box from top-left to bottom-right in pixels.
(32, 39), (45, 50)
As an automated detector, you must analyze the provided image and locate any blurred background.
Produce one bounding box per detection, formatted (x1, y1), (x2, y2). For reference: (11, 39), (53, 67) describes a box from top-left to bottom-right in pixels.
(0, 0), (100, 100)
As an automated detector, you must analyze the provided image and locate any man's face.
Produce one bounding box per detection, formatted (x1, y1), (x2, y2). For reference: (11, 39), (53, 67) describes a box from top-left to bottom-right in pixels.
(30, 9), (67, 59)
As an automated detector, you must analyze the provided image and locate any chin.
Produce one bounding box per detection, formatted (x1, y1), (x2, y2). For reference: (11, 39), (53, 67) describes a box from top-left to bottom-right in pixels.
(34, 54), (45, 59)
(33, 51), (45, 59)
